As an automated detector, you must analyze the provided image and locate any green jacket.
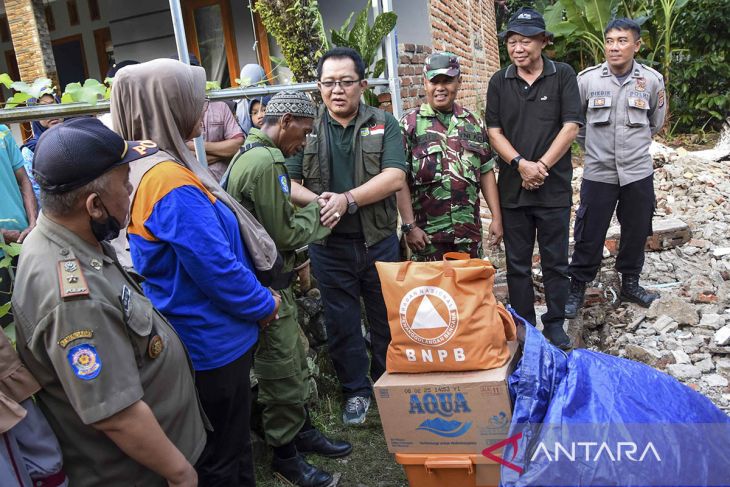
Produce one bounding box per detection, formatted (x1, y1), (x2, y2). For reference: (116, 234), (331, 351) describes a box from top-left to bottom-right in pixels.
(226, 129), (330, 272)
(301, 104), (397, 247)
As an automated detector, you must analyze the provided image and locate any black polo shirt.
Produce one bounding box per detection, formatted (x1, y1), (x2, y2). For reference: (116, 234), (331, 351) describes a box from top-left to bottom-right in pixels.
(486, 55), (583, 208)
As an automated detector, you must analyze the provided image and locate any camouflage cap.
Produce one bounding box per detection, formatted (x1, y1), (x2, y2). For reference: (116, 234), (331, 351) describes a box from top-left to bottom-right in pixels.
(424, 52), (460, 80)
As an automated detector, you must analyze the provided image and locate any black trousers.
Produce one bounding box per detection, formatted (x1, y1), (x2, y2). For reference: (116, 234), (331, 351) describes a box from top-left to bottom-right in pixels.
(195, 349), (255, 487)
(569, 175), (655, 283)
(308, 233), (400, 399)
(502, 206), (570, 329)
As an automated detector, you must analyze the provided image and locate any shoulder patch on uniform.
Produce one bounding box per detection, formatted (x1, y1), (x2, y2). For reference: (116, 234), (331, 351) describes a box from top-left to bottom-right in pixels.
(68, 344), (102, 380)
(58, 330), (94, 348)
(578, 64), (602, 77)
(658, 89), (666, 108)
(58, 259), (90, 300)
(278, 174), (290, 194)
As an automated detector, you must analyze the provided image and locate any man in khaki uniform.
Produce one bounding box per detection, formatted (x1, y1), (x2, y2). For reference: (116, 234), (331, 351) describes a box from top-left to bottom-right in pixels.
(12, 118), (206, 487)
(565, 18), (667, 317)
(226, 91), (351, 487)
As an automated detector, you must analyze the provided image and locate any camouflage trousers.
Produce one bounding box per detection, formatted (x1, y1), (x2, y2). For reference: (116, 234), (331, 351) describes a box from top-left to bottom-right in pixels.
(411, 239), (483, 262)
(254, 287), (310, 446)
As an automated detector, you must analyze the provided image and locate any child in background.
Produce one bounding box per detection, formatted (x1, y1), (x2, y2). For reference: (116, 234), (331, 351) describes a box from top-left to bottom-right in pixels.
(248, 96), (271, 131)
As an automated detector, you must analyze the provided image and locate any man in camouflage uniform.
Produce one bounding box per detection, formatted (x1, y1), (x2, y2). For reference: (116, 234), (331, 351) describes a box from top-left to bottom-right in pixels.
(397, 52), (502, 261)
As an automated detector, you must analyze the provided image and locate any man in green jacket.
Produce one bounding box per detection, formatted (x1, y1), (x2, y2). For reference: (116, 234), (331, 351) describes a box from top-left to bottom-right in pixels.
(226, 91), (352, 487)
(286, 48), (406, 426)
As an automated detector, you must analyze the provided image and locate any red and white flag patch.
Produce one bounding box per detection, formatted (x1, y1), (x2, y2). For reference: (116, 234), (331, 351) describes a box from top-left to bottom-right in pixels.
(369, 124), (385, 135)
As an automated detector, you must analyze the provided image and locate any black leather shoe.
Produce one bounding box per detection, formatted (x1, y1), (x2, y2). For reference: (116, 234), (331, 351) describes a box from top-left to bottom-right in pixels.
(565, 279), (587, 319)
(620, 274), (659, 308)
(542, 323), (572, 351)
(272, 453), (333, 487)
(295, 428), (353, 458)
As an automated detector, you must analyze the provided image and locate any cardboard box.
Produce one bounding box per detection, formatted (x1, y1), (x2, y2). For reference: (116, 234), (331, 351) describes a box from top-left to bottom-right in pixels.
(375, 342), (519, 454)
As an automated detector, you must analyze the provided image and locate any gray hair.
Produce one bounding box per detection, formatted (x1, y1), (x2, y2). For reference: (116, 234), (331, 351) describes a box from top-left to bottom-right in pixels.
(40, 171), (114, 216)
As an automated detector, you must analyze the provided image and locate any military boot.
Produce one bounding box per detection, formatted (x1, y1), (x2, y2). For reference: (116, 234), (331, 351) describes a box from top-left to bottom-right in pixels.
(620, 274), (659, 308)
(272, 453), (333, 487)
(295, 428), (352, 458)
(542, 322), (572, 351)
(565, 279), (587, 319)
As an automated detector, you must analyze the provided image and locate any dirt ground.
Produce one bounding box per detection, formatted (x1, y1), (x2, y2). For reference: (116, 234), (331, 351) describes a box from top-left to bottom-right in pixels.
(254, 355), (408, 486)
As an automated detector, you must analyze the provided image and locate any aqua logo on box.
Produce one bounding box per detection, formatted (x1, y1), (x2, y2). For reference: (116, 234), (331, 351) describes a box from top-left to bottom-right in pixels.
(409, 392), (473, 438)
(417, 417), (473, 437)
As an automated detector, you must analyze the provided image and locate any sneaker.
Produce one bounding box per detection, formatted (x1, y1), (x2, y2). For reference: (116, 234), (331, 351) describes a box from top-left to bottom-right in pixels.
(342, 395), (370, 425)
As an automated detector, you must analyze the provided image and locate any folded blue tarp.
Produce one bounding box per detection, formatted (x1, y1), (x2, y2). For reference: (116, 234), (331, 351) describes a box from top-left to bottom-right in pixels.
(499, 308), (730, 487)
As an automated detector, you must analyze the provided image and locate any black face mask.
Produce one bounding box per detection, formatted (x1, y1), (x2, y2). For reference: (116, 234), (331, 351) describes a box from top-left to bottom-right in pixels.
(90, 195), (122, 242)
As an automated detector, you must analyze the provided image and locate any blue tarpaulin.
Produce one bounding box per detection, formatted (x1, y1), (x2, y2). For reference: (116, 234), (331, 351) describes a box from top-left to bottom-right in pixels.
(499, 307), (730, 487)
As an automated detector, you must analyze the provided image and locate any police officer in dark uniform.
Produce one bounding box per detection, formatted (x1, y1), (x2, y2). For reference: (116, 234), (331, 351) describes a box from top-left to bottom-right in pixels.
(566, 18), (666, 317)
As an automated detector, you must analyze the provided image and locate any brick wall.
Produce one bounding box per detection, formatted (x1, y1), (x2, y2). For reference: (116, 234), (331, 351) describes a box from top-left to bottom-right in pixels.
(428, 0), (501, 115)
(5, 0), (57, 84)
(398, 43), (431, 112)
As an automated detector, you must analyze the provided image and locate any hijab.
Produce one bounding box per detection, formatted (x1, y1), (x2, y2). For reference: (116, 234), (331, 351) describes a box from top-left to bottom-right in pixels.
(235, 64), (267, 133)
(24, 94), (62, 152)
(110, 58), (281, 281)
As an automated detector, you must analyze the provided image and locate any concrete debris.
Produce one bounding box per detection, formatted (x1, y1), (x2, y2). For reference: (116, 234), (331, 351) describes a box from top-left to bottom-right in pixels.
(653, 315), (679, 334)
(666, 364), (702, 380)
(715, 325), (730, 347)
(671, 350), (692, 365)
(562, 146), (730, 414)
(646, 296), (700, 326)
(704, 374), (729, 388)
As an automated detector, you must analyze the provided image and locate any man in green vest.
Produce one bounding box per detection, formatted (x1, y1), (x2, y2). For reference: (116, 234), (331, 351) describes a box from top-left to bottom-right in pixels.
(286, 47), (406, 426)
(226, 91), (352, 487)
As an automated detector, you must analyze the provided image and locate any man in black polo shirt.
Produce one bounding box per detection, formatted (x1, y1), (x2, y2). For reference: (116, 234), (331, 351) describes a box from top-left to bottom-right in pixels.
(486, 7), (582, 349)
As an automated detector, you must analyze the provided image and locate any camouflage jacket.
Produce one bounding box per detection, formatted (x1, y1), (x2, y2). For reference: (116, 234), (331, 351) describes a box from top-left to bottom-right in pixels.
(400, 103), (494, 244)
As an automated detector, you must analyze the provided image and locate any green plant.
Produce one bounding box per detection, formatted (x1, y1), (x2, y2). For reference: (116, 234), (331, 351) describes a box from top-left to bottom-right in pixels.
(0, 74), (113, 108)
(61, 79), (108, 104)
(667, 0), (730, 132)
(0, 238), (21, 321)
(635, 0), (689, 85)
(328, 2), (397, 106)
(254, 0), (328, 82)
(543, 0), (621, 68)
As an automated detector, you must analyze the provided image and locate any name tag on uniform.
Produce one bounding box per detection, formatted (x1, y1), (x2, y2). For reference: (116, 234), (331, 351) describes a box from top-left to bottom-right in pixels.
(629, 97), (648, 109)
(589, 96), (611, 108)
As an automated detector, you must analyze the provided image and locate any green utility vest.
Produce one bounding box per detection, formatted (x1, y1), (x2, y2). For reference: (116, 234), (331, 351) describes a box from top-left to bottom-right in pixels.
(301, 104), (397, 247)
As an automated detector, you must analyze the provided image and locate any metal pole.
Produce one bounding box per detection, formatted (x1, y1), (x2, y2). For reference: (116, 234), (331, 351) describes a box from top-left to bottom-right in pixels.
(0, 79), (391, 124)
(169, 0), (207, 168)
(381, 0), (403, 119)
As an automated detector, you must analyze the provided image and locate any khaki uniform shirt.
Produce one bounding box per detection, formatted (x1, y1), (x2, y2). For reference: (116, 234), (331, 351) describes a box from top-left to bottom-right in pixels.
(0, 330), (40, 433)
(12, 213), (206, 487)
(577, 60), (666, 186)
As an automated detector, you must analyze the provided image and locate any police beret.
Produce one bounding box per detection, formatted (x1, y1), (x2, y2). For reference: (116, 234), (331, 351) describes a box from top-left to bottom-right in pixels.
(33, 117), (158, 194)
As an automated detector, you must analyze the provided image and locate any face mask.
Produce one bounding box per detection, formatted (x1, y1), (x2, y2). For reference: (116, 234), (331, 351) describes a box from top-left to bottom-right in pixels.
(90, 195), (123, 242)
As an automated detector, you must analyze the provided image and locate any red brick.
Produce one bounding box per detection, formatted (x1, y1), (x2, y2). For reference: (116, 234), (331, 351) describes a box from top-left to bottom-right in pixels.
(693, 292), (718, 304)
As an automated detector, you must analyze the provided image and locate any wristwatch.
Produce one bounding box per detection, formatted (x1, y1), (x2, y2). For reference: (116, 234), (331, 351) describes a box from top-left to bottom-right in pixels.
(345, 191), (358, 214)
(401, 222), (415, 234)
(510, 155), (523, 168)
